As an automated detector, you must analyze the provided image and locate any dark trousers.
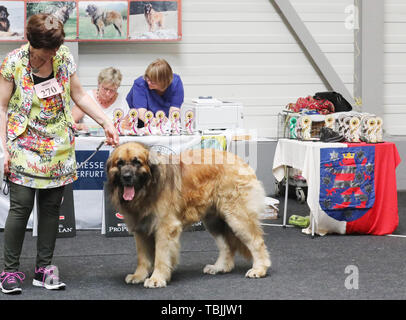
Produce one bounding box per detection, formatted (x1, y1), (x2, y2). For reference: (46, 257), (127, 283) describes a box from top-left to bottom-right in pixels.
(3, 182), (65, 272)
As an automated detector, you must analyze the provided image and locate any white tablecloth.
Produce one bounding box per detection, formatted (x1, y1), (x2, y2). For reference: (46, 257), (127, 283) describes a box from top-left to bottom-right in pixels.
(272, 139), (348, 235)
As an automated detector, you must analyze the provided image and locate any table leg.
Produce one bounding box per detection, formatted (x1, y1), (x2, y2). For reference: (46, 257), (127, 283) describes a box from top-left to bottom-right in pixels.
(283, 166), (289, 228)
(311, 212), (315, 238)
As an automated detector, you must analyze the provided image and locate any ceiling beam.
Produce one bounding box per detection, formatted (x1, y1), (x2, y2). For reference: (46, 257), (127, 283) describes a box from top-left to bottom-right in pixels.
(272, 0), (355, 107)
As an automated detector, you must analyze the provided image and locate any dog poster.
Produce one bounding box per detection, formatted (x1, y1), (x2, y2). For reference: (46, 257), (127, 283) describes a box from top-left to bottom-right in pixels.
(129, 1), (180, 40)
(79, 1), (128, 40)
(0, 0), (181, 42)
(26, 1), (77, 40)
(0, 1), (24, 40)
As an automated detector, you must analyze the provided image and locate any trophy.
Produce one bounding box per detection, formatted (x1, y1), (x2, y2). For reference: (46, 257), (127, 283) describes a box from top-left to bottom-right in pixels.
(155, 110), (166, 135)
(299, 115), (312, 140)
(367, 117), (377, 143)
(375, 117), (383, 142)
(360, 114), (376, 143)
(185, 110), (195, 135)
(144, 111), (154, 135)
(349, 115), (361, 142)
(113, 108), (124, 135)
(288, 116), (297, 139)
(169, 109), (180, 135)
(128, 109), (138, 135)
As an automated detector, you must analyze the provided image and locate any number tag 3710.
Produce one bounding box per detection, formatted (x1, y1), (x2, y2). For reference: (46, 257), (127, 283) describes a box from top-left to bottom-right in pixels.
(34, 78), (63, 99)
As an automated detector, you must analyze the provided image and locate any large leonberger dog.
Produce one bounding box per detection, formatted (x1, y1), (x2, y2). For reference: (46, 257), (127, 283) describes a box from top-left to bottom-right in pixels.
(106, 142), (271, 288)
(144, 3), (164, 32)
(85, 4), (123, 38)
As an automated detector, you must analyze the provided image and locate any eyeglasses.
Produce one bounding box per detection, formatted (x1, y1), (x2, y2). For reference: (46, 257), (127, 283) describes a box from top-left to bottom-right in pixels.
(100, 85), (118, 94)
(145, 77), (158, 86)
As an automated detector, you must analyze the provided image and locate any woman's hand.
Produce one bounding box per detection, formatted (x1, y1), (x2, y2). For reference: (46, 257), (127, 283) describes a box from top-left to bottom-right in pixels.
(3, 149), (9, 177)
(102, 120), (119, 147)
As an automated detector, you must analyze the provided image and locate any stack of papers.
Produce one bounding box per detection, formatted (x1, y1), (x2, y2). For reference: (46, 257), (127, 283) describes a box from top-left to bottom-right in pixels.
(191, 98), (223, 105)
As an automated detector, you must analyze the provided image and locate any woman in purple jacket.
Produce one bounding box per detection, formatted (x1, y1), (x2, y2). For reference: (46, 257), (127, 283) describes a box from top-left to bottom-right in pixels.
(126, 59), (184, 127)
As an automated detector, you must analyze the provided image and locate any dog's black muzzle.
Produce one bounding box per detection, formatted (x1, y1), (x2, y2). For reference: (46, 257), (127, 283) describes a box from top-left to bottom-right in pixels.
(119, 165), (149, 190)
(121, 172), (133, 185)
(120, 166), (134, 186)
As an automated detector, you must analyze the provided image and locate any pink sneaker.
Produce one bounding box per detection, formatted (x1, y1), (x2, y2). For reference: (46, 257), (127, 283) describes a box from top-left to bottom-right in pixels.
(33, 265), (66, 290)
(0, 271), (25, 294)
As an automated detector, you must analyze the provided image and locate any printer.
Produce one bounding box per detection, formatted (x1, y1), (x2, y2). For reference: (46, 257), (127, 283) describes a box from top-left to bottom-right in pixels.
(181, 98), (244, 131)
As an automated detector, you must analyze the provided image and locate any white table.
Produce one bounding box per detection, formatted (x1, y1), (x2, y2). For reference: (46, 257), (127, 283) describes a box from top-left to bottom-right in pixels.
(273, 139), (401, 237)
(272, 139), (348, 237)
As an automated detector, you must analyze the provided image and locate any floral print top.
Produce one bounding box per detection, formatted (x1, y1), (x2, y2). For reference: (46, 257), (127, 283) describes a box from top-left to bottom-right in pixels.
(0, 44), (78, 188)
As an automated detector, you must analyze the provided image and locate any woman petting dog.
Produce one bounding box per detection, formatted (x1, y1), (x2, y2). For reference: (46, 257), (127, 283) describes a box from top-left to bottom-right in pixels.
(126, 59), (184, 128)
(0, 13), (119, 295)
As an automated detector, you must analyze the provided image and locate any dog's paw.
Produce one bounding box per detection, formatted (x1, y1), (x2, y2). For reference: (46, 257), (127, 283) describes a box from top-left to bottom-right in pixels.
(204, 264), (232, 275)
(245, 267), (267, 278)
(203, 263), (234, 275)
(203, 264), (218, 275)
(125, 273), (147, 284)
(144, 276), (167, 288)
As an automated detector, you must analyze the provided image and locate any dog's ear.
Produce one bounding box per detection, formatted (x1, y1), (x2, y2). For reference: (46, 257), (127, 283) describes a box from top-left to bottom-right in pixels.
(147, 150), (161, 183)
(106, 155), (119, 181)
(106, 154), (113, 173)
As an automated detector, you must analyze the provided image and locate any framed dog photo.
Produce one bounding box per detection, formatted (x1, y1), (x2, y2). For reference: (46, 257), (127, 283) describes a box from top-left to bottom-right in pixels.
(128, 0), (181, 40)
(78, 1), (128, 40)
(0, 1), (25, 40)
(26, 1), (78, 40)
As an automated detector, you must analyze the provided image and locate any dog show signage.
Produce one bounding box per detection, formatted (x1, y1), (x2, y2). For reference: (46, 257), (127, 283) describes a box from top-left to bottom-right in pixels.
(73, 150), (110, 190)
(103, 182), (131, 237)
(56, 184), (77, 238)
(33, 183), (77, 238)
(0, 0), (182, 42)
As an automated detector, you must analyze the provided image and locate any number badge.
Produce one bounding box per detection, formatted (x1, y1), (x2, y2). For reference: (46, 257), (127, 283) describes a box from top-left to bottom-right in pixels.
(34, 78), (63, 99)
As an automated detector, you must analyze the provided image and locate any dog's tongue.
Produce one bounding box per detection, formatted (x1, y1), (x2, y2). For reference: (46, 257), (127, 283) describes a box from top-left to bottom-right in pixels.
(123, 186), (135, 201)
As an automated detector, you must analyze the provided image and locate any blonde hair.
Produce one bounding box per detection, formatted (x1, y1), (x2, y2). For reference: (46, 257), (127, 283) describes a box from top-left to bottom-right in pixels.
(144, 59), (173, 91)
(98, 67), (122, 87)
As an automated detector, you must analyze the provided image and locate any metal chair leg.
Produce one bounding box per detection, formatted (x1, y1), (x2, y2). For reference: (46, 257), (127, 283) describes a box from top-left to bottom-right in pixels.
(283, 166), (289, 228)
